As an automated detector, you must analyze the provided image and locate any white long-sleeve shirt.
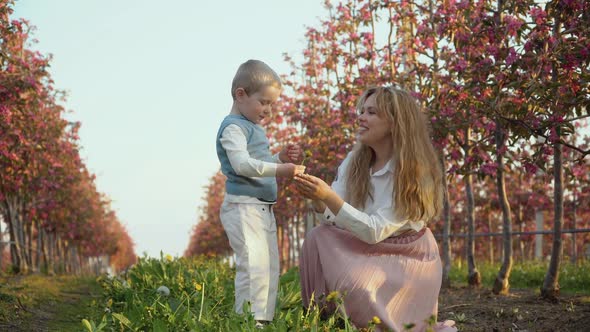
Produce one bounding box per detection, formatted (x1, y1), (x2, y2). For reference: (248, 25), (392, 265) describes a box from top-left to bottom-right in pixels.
(219, 124), (282, 204)
(320, 153), (424, 244)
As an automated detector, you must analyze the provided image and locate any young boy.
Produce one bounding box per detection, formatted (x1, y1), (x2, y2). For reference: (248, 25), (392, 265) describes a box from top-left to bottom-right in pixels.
(216, 59), (304, 326)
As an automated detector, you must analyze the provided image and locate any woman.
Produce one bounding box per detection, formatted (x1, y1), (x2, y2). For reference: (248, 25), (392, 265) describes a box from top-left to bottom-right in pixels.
(294, 86), (456, 331)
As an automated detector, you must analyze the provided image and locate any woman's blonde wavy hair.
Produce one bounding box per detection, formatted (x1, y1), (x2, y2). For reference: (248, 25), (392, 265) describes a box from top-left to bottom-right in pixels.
(345, 86), (443, 222)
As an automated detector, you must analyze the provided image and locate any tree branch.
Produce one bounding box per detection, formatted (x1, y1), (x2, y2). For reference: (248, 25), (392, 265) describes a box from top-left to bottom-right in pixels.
(498, 114), (590, 157)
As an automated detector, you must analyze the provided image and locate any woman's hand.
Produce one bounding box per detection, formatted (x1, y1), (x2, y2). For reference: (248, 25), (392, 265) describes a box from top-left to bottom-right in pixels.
(295, 173), (345, 216)
(294, 173), (332, 201)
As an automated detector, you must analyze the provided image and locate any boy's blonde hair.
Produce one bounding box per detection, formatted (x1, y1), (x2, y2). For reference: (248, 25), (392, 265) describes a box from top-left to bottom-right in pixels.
(231, 60), (282, 100)
(345, 86), (443, 223)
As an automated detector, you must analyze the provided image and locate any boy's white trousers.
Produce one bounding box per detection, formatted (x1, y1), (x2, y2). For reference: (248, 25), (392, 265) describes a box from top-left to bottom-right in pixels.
(220, 200), (280, 321)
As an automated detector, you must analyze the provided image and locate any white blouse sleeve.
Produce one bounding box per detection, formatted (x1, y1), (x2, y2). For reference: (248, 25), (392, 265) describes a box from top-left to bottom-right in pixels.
(319, 153), (412, 244)
(332, 203), (409, 244)
(317, 154), (349, 225)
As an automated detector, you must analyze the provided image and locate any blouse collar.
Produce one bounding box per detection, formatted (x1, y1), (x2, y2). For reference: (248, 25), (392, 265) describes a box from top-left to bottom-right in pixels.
(371, 158), (394, 176)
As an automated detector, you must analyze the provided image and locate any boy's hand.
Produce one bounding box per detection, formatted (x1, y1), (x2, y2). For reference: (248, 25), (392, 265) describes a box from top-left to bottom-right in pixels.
(279, 144), (303, 164)
(277, 163), (306, 178)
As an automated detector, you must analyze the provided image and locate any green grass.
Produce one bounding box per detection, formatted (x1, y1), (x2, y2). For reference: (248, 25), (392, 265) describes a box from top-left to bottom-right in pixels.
(82, 255), (590, 331)
(448, 260), (590, 294)
(82, 253), (386, 331)
(3, 257), (587, 331)
(0, 274), (102, 331)
(0, 256), (590, 332)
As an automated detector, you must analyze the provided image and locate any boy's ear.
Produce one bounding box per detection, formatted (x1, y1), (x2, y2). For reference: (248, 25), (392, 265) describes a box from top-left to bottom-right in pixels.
(235, 88), (247, 100)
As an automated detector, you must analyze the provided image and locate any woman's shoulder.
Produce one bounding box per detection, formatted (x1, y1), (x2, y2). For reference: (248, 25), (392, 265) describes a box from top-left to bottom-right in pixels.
(338, 151), (354, 169)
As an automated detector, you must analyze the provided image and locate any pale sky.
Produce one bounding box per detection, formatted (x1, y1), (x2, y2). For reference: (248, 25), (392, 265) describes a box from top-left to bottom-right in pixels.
(12, 0), (326, 258)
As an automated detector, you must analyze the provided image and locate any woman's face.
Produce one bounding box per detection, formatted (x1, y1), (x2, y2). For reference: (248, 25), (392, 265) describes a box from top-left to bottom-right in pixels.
(357, 93), (392, 147)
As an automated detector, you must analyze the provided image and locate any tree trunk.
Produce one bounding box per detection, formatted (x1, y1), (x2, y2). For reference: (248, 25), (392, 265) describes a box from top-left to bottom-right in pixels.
(399, 0), (415, 87)
(571, 184), (577, 264)
(517, 173), (525, 262)
(64, 243), (70, 274)
(285, 225), (291, 272)
(541, 136), (563, 300)
(488, 214), (494, 264)
(288, 225), (295, 270)
(76, 247), (83, 275)
(70, 246), (77, 275)
(541, 16), (564, 300)
(26, 218), (34, 272)
(5, 198), (22, 273)
(519, 221), (525, 262)
(56, 236), (64, 274)
(35, 220), (42, 273)
(40, 228), (50, 274)
(464, 128), (481, 287)
(535, 210), (544, 260)
(0, 216), (3, 271)
(17, 201), (29, 273)
(493, 121), (513, 295)
(47, 232), (55, 275)
(281, 223), (291, 271)
(439, 150), (452, 288)
(294, 212), (301, 263)
(68, 245), (75, 274)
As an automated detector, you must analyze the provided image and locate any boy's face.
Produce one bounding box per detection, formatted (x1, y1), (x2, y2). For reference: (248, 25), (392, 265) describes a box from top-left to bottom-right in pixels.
(235, 85), (281, 124)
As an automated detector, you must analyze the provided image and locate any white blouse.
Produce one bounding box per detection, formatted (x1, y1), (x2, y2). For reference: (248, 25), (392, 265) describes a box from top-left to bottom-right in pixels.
(320, 153), (425, 244)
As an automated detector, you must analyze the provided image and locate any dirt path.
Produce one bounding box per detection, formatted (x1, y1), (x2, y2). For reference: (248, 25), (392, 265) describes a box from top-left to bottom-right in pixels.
(438, 286), (590, 331)
(0, 274), (102, 331)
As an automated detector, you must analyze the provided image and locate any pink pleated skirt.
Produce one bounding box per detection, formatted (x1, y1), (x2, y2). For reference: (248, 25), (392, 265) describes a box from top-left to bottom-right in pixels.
(299, 225), (457, 332)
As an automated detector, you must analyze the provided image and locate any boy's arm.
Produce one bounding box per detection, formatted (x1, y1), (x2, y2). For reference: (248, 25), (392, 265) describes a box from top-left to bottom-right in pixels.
(220, 125), (278, 177)
(271, 153), (283, 164)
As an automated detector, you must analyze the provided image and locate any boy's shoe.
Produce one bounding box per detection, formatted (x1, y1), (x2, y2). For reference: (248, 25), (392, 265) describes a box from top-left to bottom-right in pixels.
(255, 320), (271, 329)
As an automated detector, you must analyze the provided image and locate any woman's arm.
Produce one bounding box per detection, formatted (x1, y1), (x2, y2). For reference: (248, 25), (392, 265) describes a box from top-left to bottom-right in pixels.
(294, 173), (412, 244)
(311, 200), (326, 213)
(321, 187), (345, 216)
(302, 153), (349, 216)
(331, 203), (410, 244)
(294, 173), (344, 214)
